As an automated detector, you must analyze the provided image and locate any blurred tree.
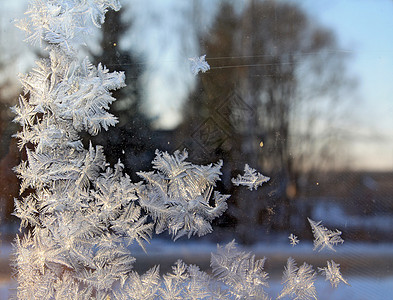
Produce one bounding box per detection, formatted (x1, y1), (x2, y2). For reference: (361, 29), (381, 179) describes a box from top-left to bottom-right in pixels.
(177, 3), (239, 162)
(89, 8), (156, 179)
(178, 0), (355, 243)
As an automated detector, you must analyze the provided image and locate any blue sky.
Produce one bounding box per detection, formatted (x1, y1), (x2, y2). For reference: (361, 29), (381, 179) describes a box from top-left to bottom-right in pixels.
(298, 0), (393, 170)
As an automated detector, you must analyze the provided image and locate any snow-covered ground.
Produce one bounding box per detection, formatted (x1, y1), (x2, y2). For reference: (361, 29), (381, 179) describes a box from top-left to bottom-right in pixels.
(268, 276), (393, 300)
(2, 238), (393, 299)
(1, 276), (392, 300)
(1, 272), (392, 299)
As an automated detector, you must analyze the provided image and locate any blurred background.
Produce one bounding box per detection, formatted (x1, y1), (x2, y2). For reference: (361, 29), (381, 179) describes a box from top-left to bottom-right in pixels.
(1, 0), (393, 298)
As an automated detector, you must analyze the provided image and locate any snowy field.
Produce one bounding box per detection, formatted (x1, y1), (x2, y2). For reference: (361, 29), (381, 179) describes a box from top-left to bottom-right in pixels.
(1, 238), (392, 299)
(2, 276), (393, 300)
(268, 276), (393, 300)
(1, 274), (391, 299)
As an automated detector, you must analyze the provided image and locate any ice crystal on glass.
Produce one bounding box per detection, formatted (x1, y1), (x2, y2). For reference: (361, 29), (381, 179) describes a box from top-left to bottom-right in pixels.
(278, 257), (317, 300)
(137, 149), (229, 240)
(318, 260), (349, 288)
(15, 0), (121, 51)
(211, 240), (270, 299)
(189, 54), (210, 75)
(232, 164), (270, 191)
(308, 218), (344, 252)
(288, 233), (299, 247)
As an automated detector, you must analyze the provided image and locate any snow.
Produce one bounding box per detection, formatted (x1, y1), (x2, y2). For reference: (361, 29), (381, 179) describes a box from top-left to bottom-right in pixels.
(0, 275), (392, 299)
(0, 276), (392, 299)
(1, 239), (393, 298)
(268, 276), (393, 300)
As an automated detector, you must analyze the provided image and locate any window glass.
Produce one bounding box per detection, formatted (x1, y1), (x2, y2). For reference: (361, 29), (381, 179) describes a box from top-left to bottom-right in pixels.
(0, 1), (392, 299)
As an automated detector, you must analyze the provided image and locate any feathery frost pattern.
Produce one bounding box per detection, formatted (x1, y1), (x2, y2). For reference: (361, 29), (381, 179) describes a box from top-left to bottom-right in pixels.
(189, 55), (210, 75)
(288, 234), (299, 247)
(137, 149), (229, 240)
(278, 257), (317, 300)
(15, 0), (121, 51)
(318, 260), (349, 288)
(13, 0), (148, 298)
(231, 164), (270, 191)
(12, 0), (349, 298)
(308, 218), (344, 252)
(211, 240), (270, 299)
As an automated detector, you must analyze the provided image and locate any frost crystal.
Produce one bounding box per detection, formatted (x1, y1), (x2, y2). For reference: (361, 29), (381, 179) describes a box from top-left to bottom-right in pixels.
(288, 233), (299, 246)
(12, 0), (147, 297)
(318, 260), (349, 288)
(137, 149), (229, 240)
(308, 218), (344, 252)
(189, 54), (210, 75)
(15, 0), (121, 51)
(278, 257), (317, 300)
(231, 164), (270, 190)
(211, 240), (270, 299)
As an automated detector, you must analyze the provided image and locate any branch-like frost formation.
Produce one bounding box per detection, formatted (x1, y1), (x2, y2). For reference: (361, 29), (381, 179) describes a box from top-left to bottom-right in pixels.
(231, 164), (270, 190)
